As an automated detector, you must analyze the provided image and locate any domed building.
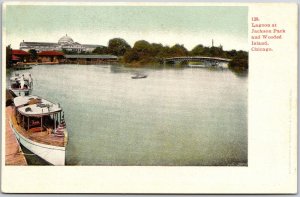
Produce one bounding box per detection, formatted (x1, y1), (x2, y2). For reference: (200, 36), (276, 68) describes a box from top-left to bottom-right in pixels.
(20, 34), (103, 53)
(58, 34), (74, 44)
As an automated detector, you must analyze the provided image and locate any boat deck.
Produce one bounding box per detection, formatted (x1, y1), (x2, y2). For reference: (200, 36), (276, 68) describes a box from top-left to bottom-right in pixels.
(5, 107), (27, 165)
(10, 108), (65, 147)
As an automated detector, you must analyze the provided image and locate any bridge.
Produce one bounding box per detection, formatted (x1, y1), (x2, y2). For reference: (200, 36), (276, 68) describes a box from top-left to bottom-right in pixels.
(164, 56), (232, 64)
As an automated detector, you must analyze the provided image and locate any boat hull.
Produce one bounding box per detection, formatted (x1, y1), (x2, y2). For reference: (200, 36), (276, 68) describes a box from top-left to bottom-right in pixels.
(131, 75), (147, 79)
(9, 121), (66, 166)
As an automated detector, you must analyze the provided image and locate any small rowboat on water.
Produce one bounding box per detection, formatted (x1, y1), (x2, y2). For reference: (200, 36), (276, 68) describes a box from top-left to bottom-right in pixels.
(131, 73), (148, 79)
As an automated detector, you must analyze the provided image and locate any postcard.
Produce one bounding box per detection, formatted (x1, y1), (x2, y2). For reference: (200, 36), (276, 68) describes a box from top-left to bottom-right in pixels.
(1, 2), (297, 194)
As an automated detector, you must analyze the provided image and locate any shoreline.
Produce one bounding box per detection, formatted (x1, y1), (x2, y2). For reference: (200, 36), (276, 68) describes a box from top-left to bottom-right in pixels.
(5, 106), (28, 165)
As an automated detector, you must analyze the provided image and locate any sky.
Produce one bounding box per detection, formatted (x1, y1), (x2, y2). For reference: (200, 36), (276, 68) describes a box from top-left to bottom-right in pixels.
(4, 5), (248, 51)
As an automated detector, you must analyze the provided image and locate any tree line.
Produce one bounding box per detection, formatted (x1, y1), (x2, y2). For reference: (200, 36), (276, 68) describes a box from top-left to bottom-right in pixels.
(92, 38), (248, 70)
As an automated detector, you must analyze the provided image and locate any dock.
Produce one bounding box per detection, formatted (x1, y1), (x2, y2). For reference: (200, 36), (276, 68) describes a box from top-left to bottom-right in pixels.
(5, 106), (27, 165)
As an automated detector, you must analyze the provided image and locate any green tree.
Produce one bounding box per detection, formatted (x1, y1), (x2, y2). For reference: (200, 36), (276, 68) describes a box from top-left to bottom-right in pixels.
(226, 49), (238, 59)
(28, 49), (38, 61)
(209, 46), (224, 57)
(150, 43), (164, 56)
(108, 38), (131, 56)
(190, 44), (204, 56)
(123, 49), (139, 63)
(133, 40), (153, 53)
(229, 50), (248, 70)
(123, 40), (156, 64)
(93, 46), (108, 54)
(61, 49), (76, 54)
(169, 44), (188, 57)
(201, 47), (211, 56)
(157, 46), (171, 58)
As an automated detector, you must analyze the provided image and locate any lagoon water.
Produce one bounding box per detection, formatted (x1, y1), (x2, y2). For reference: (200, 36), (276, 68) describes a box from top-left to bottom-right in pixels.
(8, 64), (247, 166)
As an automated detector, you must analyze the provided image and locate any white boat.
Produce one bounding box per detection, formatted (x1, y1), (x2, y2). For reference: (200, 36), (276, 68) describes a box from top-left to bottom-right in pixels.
(9, 95), (68, 165)
(9, 73), (33, 96)
(131, 73), (147, 79)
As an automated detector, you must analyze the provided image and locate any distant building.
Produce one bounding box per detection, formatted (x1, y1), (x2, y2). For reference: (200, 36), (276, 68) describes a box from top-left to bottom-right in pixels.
(64, 54), (118, 64)
(38, 51), (65, 63)
(20, 35), (104, 53)
(12, 50), (30, 63)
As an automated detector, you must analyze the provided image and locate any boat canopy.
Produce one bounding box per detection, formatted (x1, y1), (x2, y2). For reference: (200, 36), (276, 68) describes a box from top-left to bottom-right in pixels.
(10, 73), (32, 82)
(14, 96), (62, 116)
(14, 95), (38, 107)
